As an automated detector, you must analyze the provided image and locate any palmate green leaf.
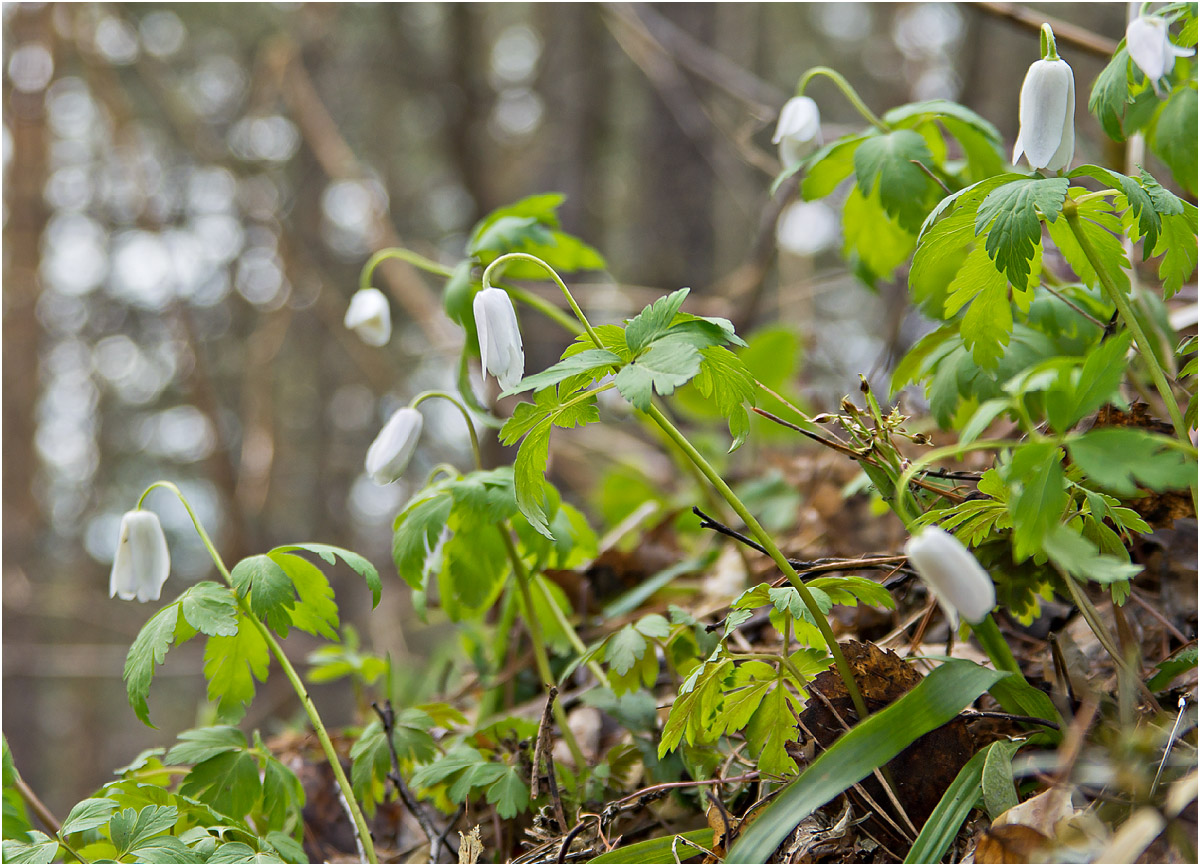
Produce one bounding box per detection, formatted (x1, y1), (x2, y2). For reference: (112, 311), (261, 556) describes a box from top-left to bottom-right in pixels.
(2, 831), (60, 863)
(438, 512), (508, 618)
(392, 491), (452, 589)
(1089, 46), (1133, 140)
(658, 656), (733, 756)
(260, 756), (303, 834)
(883, 99), (1005, 182)
(349, 720), (390, 804)
(625, 288), (690, 353)
(714, 661), (776, 736)
(807, 576), (895, 610)
(109, 804), (179, 857)
(728, 660), (1007, 864)
(1045, 332), (1132, 433)
(613, 337), (701, 411)
(1069, 165), (1161, 251)
(1042, 525), (1142, 584)
(842, 185), (916, 282)
(267, 554), (338, 640)
(689, 346), (756, 450)
(976, 177), (1069, 291)
(747, 682), (803, 776)
(485, 765), (529, 819)
(1007, 442), (1068, 561)
(266, 830), (307, 864)
(501, 348), (619, 397)
(853, 129), (939, 233)
(60, 797), (119, 835)
(1068, 428), (1195, 496)
(945, 243), (1014, 369)
(1150, 85), (1198, 196)
(799, 134), (869, 200)
(180, 750), (261, 821)
(410, 745), (486, 790)
(229, 555), (295, 632)
(178, 583), (238, 638)
(270, 543), (382, 609)
(202, 613), (270, 722)
(1152, 204), (1199, 298)
(164, 726), (246, 766)
(125, 602), (181, 726)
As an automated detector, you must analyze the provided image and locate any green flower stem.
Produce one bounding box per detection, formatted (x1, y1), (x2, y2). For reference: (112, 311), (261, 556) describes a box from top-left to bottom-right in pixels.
(138, 482), (379, 865)
(797, 66), (889, 133)
(409, 391), (483, 470)
(527, 573), (613, 690)
(1041, 23), (1059, 61)
(478, 585), (518, 722)
(505, 284), (585, 336)
(894, 438), (1028, 521)
(496, 526), (590, 771)
(642, 404), (871, 723)
(482, 253), (605, 350)
(970, 614), (1022, 676)
(360, 248), (453, 289)
(1062, 205), (1188, 444)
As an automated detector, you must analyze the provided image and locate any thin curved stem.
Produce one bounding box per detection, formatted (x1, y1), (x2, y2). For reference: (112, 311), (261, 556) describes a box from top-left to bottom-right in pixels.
(505, 284), (584, 336)
(797, 66), (889, 133)
(410, 390), (483, 471)
(482, 253), (605, 349)
(137, 481), (378, 864)
(360, 247), (453, 290)
(527, 574), (612, 690)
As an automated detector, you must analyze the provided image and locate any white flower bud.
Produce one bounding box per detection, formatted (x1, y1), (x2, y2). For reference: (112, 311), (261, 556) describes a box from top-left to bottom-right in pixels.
(110, 510), (171, 602)
(1012, 54), (1075, 173)
(904, 526), (996, 628)
(344, 288), (392, 347)
(772, 96), (822, 167)
(472, 287), (524, 391)
(365, 406), (423, 485)
(1126, 16), (1193, 90)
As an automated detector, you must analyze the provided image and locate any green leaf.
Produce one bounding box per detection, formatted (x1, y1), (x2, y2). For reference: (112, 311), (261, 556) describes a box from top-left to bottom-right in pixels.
(1008, 443), (1068, 560)
(178, 583), (239, 638)
(438, 513), (508, 617)
(625, 288), (690, 353)
(127, 834), (196, 863)
(1042, 525), (1143, 583)
(690, 346), (756, 450)
(1046, 332), (1133, 432)
(124, 602), (181, 726)
(902, 743), (990, 864)
(265, 831), (308, 865)
(606, 625), (648, 677)
(659, 657), (733, 755)
(728, 660), (1007, 864)
(853, 129), (938, 232)
(977, 177), (1069, 291)
(945, 244), (1013, 369)
(745, 683), (802, 775)
(349, 720), (390, 804)
(485, 765), (529, 819)
(109, 804), (179, 857)
(164, 726), (246, 766)
(202, 613), (270, 722)
(1147, 645), (1198, 691)
(1150, 85), (1198, 196)
(1088, 47), (1133, 140)
(466, 194), (607, 274)
(2, 831), (60, 864)
(800, 135), (867, 200)
(1068, 428), (1194, 496)
(981, 739), (1023, 820)
(180, 751), (261, 820)
(613, 338), (701, 411)
(229, 555), (295, 631)
(261, 756), (304, 832)
(441, 261), (477, 346)
(842, 185), (917, 282)
(60, 798), (119, 835)
(268, 553), (339, 640)
(392, 492), (453, 589)
(587, 829), (714, 864)
(410, 745), (486, 790)
(1151, 205), (1199, 299)
(269, 543), (382, 609)
(502, 348), (619, 396)
(1046, 198), (1130, 294)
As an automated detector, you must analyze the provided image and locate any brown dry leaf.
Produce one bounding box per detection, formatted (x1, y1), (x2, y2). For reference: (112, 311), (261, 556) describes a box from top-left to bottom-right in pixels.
(458, 826), (484, 864)
(975, 824), (1056, 863)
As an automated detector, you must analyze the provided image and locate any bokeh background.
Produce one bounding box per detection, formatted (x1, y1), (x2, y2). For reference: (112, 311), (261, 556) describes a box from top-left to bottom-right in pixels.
(3, 2), (1136, 817)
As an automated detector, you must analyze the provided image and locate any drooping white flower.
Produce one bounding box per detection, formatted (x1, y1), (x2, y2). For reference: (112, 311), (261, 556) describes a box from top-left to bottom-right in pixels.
(365, 406), (423, 485)
(1126, 16), (1193, 91)
(110, 510), (171, 602)
(1012, 26), (1075, 173)
(343, 288), (392, 347)
(472, 287), (524, 391)
(904, 526), (996, 628)
(772, 96), (822, 167)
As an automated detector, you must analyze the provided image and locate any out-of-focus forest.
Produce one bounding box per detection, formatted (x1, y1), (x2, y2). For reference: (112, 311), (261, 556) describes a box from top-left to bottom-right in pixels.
(2, 2), (1135, 819)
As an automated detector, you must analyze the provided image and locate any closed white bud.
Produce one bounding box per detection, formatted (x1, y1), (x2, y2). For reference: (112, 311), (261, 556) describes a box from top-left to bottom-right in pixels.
(904, 526), (996, 628)
(344, 288), (392, 347)
(772, 96), (822, 167)
(1012, 29), (1075, 173)
(472, 288), (524, 391)
(1126, 16), (1193, 90)
(365, 406), (423, 485)
(110, 510), (171, 602)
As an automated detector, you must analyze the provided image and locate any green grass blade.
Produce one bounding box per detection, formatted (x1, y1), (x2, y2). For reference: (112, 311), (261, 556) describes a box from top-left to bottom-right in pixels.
(588, 828), (712, 863)
(727, 660), (1005, 864)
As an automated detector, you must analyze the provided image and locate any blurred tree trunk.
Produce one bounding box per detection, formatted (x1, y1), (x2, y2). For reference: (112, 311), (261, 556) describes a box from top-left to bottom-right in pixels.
(448, 4), (493, 221)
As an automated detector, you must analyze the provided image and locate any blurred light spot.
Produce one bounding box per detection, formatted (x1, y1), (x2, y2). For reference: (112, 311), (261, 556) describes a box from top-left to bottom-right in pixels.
(490, 88), (543, 139)
(41, 212), (108, 296)
(428, 184), (474, 232)
(894, 4), (963, 58)
(94, 17), (140, 65)
(400, 95), (444, 141)
(328, 384), (375, 433)
(321, 178), (386, 257)
(238, 174), (281, 220)
(139, 10), (185, 58)
(35, 421), (98, 482)
(44, 164), (94, 210)
(815, 4), (872, 42)
(228, 114), (299, 163)
(110, 230), (174, 310)
(92, 334), (140, 383)
(234, 246), (287, 308)
(349, 474), (407, 525)
(914, 66), (960, 101)
(139, 405), (214, 462)
(776, 201), (839, 256)
(3, 124), (12, 171)
(187, 55), (245, 119)
(490, 24), (541, 86)
(187, 165), (237, 213)
(46, 78), (98, 139)
(35, 289), (89, 336)
(190, 213), (244, 263)
(8, 43), (54, 93)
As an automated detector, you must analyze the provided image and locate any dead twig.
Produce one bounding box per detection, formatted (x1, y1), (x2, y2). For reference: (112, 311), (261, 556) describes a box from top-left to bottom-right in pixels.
(974, 2), (1120, 59)
(533, 687), (569, 836)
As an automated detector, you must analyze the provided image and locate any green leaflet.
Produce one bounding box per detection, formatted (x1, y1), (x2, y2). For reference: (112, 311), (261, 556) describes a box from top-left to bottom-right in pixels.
(1150, 85), (1198, 196)
(125, 602), (182, 727)
(853, 129), (939, 233)
(1068, 427), (1195, 496)
(976, 177), (1069, 291)
(202, 612), (270, 722)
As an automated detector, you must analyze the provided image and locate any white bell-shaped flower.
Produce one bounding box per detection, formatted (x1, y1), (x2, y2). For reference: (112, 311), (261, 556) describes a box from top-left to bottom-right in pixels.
(1012, 26), (1075, 173)
(344, 288), (392, 347)
(473, 287), (524, 391)
(904, 526), (996, 629)
(110, 510), (171, 602)
(365, 406), (423, 485)
(1126, 16), (1193, 90)
(772, 96), (822, 167)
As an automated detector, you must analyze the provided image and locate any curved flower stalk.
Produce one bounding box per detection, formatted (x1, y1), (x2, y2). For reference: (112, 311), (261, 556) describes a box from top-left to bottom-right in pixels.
(1013, 24), (1075, 173)
(343, 287), (392, 346)
(1126, 15), (1193, 92)
(109, 510), (171, 602)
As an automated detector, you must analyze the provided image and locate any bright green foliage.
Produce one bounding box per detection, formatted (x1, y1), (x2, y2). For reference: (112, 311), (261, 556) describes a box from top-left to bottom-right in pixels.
(1153, 203), (1199, 298)
(230, 554), (296, 632)
(269, 554), (338, 640)
(744, 677), (805, 776)
(602, 614), (670, 695)
(179, 749), (260, 820)
(1089, 47), (1136, 140)
(164, 726), (247, 766)
(945, 244), (1017, 368)
(624, 288), (690, 353)
(658, 655), (733, 756)
(202, 612), (270, 722)
(59, 798), (119, 836)
(306, 625), (387, 686)
(853, 129), (939, 232)
(1, 741), (32, 844)
(269, 543), (382, 609)
(1047, 198), (1130, 294)
(1042, 526), (1143, 584)
(125, 602), (182, 726)
(178, 583), (239, 638)
(350, 710), (438, 808)
(1152, 86), (1198, 195)
(504, 349), (620, 396)
(976, 177), (1069, 291)
(690, 346), (757, 450)
(1068, 428), (1195, 496)
(841, 186), (916, 282)
(614, 339), (701, 410)
(108, 805), (181, 860)
(466, 193), (606, 276)
(1006, 442), (1068, 561)
(882, 99), (1005, 182)
(409, 743), (529, 819)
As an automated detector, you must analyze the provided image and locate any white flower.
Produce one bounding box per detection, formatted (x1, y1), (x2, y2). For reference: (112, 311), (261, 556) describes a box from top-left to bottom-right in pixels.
(1012, 39), (1075, 173)
(776, 201), (839, 256)
(904, 526), (996, 628)
(1126, 16), (1193, 91)
(343, 288), (392, 347)
(110, 510), (171, 602)
(365, 406), (423, 485)
(472, 287), (524, 391)
(772, 96), (822, 167)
